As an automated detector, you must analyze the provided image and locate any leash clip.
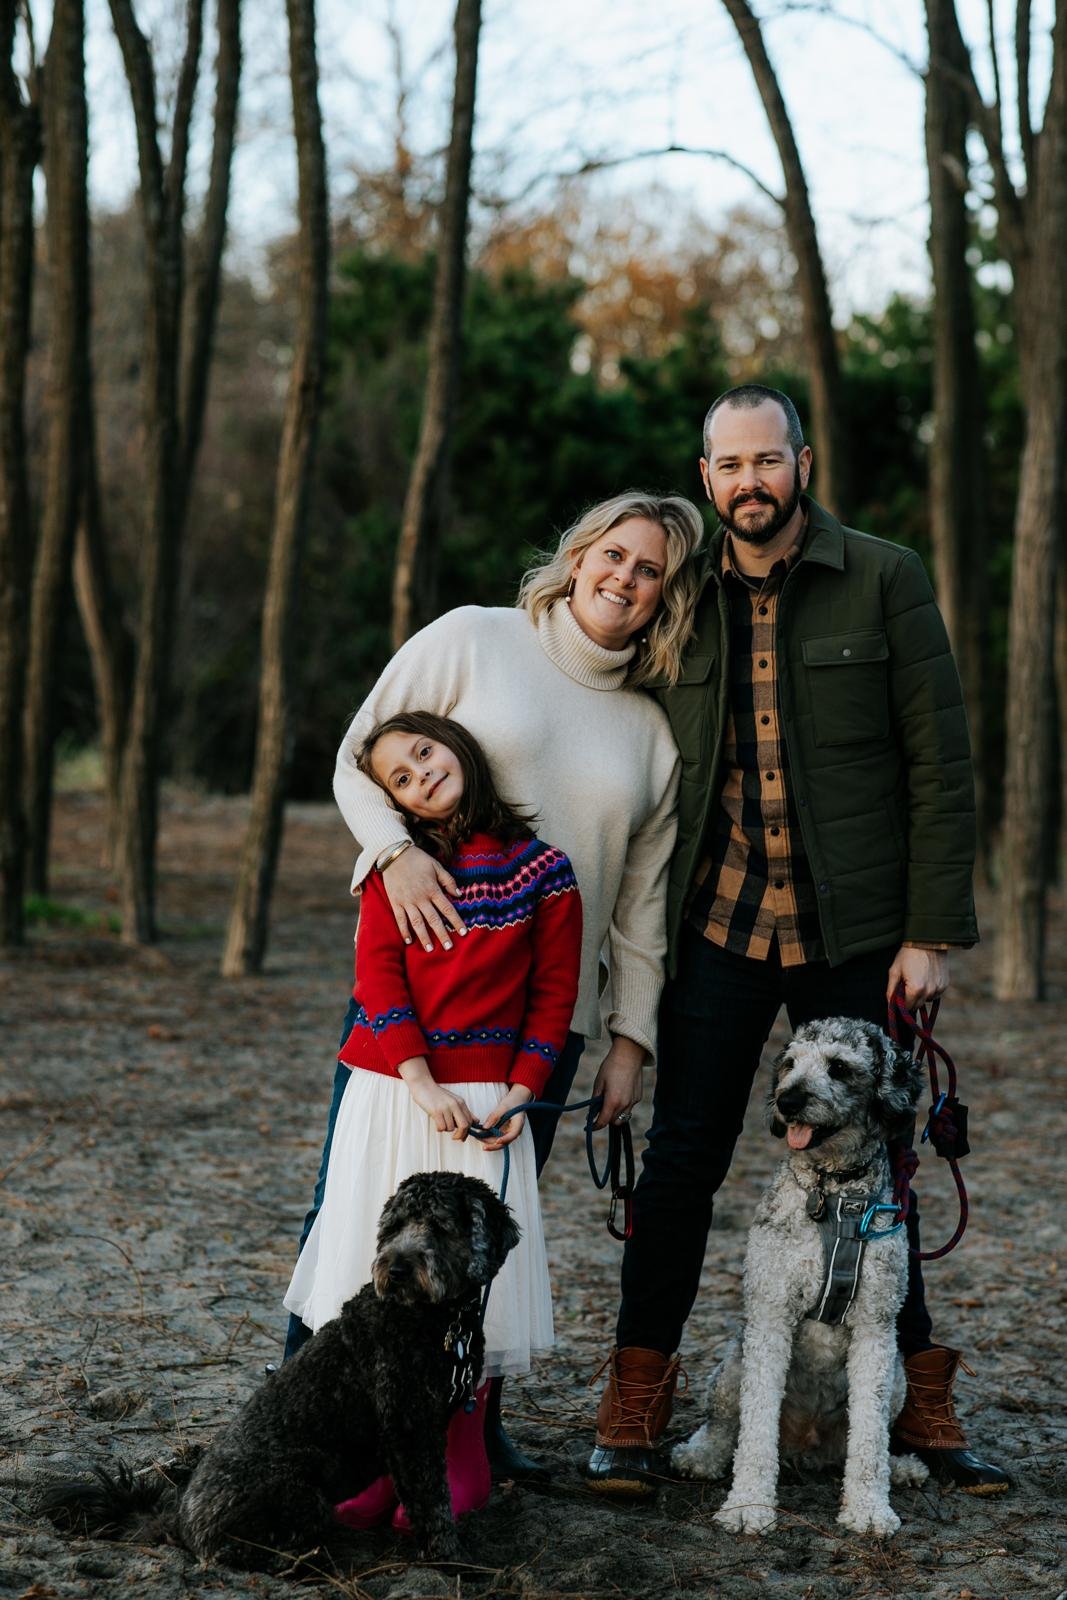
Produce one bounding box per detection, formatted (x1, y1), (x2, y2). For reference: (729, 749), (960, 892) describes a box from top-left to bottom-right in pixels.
(605, 1120), (636, 1241)
(859, 1202), (905, 1239)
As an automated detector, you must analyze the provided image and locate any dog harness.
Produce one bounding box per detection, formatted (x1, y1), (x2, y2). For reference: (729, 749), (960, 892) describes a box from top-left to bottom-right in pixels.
(804, 1186), (902, 1326)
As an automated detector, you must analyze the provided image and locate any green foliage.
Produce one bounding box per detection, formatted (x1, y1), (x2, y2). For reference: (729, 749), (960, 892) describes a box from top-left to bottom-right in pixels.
(108, 239), (1022, 808)
(24, 896), (121, 933)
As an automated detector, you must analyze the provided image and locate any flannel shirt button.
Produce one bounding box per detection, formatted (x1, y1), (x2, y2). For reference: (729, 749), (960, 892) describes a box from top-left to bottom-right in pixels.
(770, 826), (781, 836)
(773, 879), (784, 890)
(758, 605), (768, 615)
(758, 658), (768, 669)
(766, 771), (776, 781)
(761, 714), (770, 725)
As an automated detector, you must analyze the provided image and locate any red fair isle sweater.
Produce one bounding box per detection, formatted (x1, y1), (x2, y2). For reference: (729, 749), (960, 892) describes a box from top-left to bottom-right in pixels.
(339, 832), (583, 1097)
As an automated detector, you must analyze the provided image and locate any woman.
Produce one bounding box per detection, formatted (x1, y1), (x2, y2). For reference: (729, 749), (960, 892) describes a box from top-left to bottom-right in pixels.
(286, 488), (705, 1473)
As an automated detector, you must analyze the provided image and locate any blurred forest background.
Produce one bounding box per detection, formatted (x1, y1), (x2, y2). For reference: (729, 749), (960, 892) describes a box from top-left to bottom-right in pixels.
(1, 0), (1065, 998)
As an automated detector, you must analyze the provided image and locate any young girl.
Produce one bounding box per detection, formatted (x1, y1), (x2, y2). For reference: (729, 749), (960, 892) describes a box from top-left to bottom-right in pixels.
(284, 711), (582, 1528)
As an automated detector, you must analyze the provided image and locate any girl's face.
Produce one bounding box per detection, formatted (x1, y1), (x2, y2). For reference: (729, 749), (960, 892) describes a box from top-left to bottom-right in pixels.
(568, 518), (668, 650)
(371, 730), (464, 821)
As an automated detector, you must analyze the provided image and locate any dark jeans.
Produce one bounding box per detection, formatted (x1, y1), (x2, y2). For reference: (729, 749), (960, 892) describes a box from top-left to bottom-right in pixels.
(283, 1007), (586, 1363)
(616, 929), (933, 1359)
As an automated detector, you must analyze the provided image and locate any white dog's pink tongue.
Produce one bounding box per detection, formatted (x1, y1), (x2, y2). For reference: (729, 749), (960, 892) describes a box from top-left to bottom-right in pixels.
(787, 1124), (814, 1150)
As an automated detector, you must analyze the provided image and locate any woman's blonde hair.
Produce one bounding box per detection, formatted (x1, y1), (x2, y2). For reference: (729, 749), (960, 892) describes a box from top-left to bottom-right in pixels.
(517, 490), (707, 686)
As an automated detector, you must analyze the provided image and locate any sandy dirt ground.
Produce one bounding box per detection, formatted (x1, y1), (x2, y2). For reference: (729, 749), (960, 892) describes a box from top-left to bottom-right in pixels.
(1, 789), (1065, 1600)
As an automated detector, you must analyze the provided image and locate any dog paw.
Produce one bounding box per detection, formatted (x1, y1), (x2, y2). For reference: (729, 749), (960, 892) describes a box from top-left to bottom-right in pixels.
(889, 1454), (929, 1488)
(671, 1427), (732, 1482)
(420, 1529), (462, 1561)
(837, 1501), (900, 1539)
(714, 1497), (777, 1535)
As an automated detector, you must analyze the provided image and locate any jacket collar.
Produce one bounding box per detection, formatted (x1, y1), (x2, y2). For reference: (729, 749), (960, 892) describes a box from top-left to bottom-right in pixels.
(703, 495), (845, 584)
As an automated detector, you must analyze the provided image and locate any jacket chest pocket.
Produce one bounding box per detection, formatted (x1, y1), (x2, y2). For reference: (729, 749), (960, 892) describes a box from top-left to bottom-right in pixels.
(801, 630), (890, 746)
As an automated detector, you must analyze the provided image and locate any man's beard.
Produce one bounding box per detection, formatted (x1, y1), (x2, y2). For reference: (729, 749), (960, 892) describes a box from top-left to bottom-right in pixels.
(716, 463), (802, 544)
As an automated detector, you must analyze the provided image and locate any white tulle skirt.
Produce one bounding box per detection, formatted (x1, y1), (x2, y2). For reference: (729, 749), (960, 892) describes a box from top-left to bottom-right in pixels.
(283, 1070), (554, 1378)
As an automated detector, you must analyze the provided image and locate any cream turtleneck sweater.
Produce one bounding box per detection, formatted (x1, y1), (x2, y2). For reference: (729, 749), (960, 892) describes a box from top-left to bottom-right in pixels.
(332, 600), (680, 1057)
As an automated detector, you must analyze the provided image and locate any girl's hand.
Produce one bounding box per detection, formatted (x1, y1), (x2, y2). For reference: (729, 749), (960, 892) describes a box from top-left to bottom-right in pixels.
(591, 1035), (647, 1130)
(382, 844), (467, 952)
(478, 1083), (535, 1150)
(398, 1059), (472, 1139)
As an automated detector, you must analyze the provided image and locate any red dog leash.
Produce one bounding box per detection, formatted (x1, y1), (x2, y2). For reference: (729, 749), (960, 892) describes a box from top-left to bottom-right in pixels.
(887, 995), (970, 1261)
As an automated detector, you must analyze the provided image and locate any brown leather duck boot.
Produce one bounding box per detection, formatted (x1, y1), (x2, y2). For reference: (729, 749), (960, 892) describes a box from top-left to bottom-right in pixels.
(585, 1346), (683, 1497)
(892, 1345), (1013, 1494)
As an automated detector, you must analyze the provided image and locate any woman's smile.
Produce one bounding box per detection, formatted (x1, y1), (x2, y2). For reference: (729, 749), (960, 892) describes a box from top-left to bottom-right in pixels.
(569, 517), (667, 649)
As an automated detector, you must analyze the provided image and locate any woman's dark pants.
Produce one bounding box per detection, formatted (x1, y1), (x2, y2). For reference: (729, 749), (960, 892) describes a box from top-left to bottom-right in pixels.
(616, 929), (933, 1359)
(282, 1014), (586, 1362)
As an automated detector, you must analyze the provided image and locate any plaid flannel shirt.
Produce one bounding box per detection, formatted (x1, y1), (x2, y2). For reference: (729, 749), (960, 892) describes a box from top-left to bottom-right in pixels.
(686, 529), (822, 966)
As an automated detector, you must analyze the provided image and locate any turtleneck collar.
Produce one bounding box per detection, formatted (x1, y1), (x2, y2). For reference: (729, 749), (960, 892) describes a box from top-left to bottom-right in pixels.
(534, 598), (636, 691)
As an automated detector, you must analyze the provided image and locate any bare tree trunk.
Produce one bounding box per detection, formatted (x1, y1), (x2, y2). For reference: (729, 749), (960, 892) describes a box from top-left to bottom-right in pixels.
(72, 432), (130, 865)
(992, 11), (1067, 1000)
(1056, 559), (1067, 877)
(23, 0), (89, 894)
(0, 9), (38, 944)
(720, 0), (849, 514)
(107, 0), (238, 942)
(923, 0), (989, 863)
(391, 0), (481, 648)
(221, 0), (328, 977)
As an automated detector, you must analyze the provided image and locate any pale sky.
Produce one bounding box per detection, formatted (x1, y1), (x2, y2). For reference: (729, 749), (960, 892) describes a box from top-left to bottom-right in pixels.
(69, 0), (1054, 318)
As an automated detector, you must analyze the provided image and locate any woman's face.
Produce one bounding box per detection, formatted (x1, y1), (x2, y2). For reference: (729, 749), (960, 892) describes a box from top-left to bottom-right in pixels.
(371, 731), (463, 821)
(568, 518), (668, 650)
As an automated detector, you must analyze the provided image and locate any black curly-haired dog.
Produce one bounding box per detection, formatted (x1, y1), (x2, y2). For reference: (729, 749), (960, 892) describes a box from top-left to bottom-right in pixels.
(46, 1171), (519, 1567)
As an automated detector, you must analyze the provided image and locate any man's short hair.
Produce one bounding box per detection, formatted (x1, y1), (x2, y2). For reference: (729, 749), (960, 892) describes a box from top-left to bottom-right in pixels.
(702, 384), (805, 458)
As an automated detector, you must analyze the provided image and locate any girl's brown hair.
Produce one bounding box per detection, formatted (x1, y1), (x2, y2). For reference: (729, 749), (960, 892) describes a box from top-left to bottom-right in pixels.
(358, 711), (536, 861)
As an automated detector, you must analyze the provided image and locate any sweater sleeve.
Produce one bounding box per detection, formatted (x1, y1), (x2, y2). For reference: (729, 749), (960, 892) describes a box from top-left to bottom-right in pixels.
(885, 550), (978, 946)
(344, 873), (429, 1071)
(510, 854), (583, 1098)
(333, 608), (475, 888)
(606, 751), (680, 1062)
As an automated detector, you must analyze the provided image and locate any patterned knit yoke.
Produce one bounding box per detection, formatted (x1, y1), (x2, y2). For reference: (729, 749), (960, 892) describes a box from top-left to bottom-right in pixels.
(339, 832), (583, 1097)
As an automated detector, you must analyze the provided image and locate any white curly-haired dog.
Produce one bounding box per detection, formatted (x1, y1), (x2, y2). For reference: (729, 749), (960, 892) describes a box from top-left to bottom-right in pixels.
(673, 1017), (930, 1538)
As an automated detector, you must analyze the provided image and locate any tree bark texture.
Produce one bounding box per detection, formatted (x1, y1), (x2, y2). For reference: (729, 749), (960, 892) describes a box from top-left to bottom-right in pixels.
(108, 0), (238, 942)
(992, 7), (1067, 999)
(1056, 559), (1067, 877)
(221, 0), (328, 977)
(923, 0), (989, 858)
(390, 0), (481, 648)
(0, 10), (38, 944)
(23, 0), (90, 894)
(720, 0), (849, 514)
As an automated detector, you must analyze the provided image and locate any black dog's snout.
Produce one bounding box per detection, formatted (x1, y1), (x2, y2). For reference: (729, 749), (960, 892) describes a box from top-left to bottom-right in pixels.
(388, 1258), (413, 1283)
(776, 1088), (808, 1118)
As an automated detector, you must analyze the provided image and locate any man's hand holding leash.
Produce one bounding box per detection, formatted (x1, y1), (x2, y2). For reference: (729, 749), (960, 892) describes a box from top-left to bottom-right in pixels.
(886, 946), (949, 1010)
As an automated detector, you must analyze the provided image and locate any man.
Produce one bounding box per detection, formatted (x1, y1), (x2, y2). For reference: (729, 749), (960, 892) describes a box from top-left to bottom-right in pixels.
(585, 385), (1009, 1497)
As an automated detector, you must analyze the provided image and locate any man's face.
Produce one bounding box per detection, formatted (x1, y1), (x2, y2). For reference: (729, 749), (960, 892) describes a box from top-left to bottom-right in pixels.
(699, 400), (812, 544)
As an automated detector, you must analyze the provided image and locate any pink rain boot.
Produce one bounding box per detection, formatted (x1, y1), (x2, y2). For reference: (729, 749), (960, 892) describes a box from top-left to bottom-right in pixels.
(392, 1381), (492, 1532)
(334, 1473), (398, 1529)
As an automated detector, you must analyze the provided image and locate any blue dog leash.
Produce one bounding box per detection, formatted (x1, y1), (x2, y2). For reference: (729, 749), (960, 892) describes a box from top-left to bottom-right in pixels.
(467, 1093), (635, 1241)
(459, 1094), (635, 1403)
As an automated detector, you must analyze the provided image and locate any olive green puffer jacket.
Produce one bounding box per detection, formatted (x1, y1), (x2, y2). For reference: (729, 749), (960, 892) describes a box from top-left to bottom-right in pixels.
(654, 498), (978, 970)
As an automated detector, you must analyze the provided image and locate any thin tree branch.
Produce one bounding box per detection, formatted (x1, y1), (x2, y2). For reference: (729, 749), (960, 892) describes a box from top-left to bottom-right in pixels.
(984, 0), (1005, 154)
(1016, 0), (1034, 187)
(770, 2), (923, 79)
(178, 0), (240, 489)
(165, 0), (204, 252)
(107, 0), (164, 223)
(489, 144), (784, 213)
